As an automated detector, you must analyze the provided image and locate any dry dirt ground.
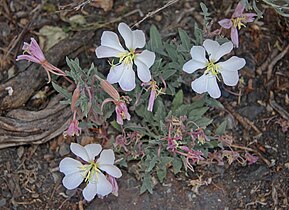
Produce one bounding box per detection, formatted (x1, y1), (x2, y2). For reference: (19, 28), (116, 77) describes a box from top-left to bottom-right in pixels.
(0, 0), (288, 209)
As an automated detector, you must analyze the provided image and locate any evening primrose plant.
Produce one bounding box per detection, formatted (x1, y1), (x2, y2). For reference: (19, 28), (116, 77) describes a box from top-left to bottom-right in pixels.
(16, 0), (263, 202)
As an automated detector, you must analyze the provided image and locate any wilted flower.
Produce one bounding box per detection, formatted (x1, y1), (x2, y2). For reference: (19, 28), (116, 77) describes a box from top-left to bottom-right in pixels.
(65, 118), (81, 137)
(245, 152), (258, 165)
(59, 143), (122, 201)
(95, 22), (155, 91)
(16, 38), (67, 83)
(142, 80), (165, 112)
(64, 86), (81, 137)
(97, 76), (131, 125)
(107, 175), (119, 196)
(183, 39), (246, 98)
(218, 2), (256, 47)
(115, 100), (131, 125)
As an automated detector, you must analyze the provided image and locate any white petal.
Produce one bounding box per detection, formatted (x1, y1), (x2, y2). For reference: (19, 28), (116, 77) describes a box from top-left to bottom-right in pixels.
(70, 143), (90, 162)
(218, 56), (245, 86)
(118, 23), (145, 50)
(62, 171), (84, 190)
(135, 50), (155, 68)
(192, 74), (221, 98)
(97, 149), (115, 165)
(132, 30), (146, 49)
(212, 42), (233, 62)
(99, 165), (122, 178)
(118, 63), (136, 91)
(218, 56), (246, 71)
(97, 31), (126, 58)
(135, 50), (155, 82)
(95, 46), (126, 58)
(82, 173), (98, 201)
(96, 172), (113, 196)
(203, 39), (220, 61)
(118, 23), (133, 50)
(59, 157), (83, 175)
(206, 75), (221, 98)
(107, 64), (125, 84)
(220, 70), (239, 86)
(84, 144), (102, 161)
(192, 74), (209, 94)
(183, 59), (206, 74)
(190, 46), (207, 64)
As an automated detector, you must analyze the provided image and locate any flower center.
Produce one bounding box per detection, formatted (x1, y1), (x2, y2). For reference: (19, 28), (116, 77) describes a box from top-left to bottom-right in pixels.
(81, 162), (100, 183)
(118, 50), (135, 65)
(231, 17), (246, 30)
(205, 61), (220, 76)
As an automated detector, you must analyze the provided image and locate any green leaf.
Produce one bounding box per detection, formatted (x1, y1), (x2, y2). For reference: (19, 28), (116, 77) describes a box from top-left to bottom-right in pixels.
(165, 43), (178, 61)
(205, 97), (224, 109)
(172, 90), (183, 112)
(154, 100), (166, 123)
(178, 29), (191, 52)
(194, 23), (203, 45)
(146, 155), (158, 173)
(52, 82), (72, 100)
(215, 120), (227, 135)
(172, 157), (182, 174)
(157, 168), (167, 183)
(194, 117), (213, 128)
(188, 107), (209, 121)
(140, 174), (153, 194)
(148, 25), (166, 55)
(162, 68), (177, 80)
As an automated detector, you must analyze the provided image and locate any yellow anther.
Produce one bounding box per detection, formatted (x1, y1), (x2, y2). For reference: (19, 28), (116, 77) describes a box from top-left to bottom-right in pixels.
(231, 17), (246, 30)
(117, 50), (135, 65)
(205, 61), (220, 76)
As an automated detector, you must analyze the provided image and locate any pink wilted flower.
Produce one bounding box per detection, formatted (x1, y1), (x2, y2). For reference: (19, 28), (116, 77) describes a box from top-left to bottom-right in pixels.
(245, 152), (258, 165)
(142, 80), (166, 112)
(107, 175), (119, 196)
(218, 2), (256, 47)
(16, 38), (67, 83)
(65, 118), (81, 137)
(64, 85), (81, 137)
(97, 75), (131, 125)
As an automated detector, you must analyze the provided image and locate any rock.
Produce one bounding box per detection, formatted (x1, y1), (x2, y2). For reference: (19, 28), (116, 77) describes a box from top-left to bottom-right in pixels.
(59, 143), (70, 157)
(0, 198), (6, 207)
(238, 105), (265, 121)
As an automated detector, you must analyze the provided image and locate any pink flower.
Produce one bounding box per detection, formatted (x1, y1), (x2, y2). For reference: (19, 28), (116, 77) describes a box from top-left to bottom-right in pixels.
(16, 38), (67, 83)
(115, 101), (131, 125)
(107, 175), (119, 196)
(16, 38), (45, 63)
(218, 2), (256, 47)
(65, 118), (81, 137)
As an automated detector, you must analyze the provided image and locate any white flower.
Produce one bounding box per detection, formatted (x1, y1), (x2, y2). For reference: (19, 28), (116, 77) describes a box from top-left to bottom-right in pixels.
(183, 39), (246, 98)
(95, 22), (155, 91)
(59, 143), (122, 201)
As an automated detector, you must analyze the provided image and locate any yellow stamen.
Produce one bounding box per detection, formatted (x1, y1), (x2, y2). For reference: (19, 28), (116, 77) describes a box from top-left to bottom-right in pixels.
(205, 61), (221, 81)
(231, 17), (246, 30)
(117, 50), (135, 65)
(80, 162), (101, 183)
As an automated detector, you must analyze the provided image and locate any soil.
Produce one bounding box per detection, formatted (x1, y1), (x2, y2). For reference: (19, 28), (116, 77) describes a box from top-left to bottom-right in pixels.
(0, 0), (288, 209)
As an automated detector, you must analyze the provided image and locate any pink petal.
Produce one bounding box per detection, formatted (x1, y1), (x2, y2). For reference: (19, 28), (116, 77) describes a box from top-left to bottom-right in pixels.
(230, 27), (239, 48)
(232, 2), (245, 18)
(243, 13), (257, 22)
(218, 19), (232, 29)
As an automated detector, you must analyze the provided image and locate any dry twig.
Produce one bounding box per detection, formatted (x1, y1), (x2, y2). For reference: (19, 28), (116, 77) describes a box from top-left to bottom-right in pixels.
(267, 44), (289, 81)
(133, 0), (179, 28)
